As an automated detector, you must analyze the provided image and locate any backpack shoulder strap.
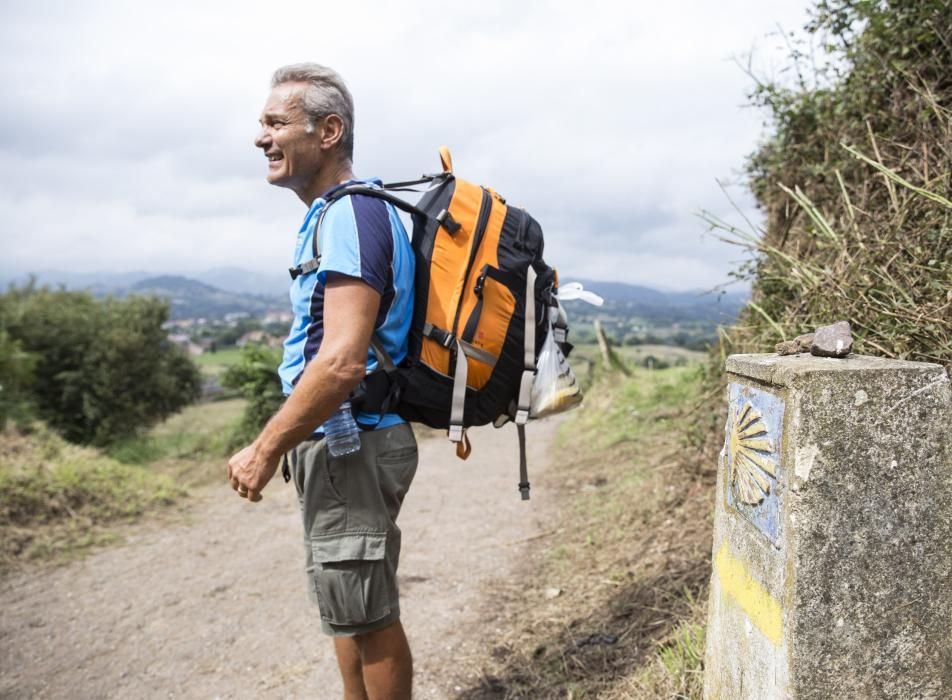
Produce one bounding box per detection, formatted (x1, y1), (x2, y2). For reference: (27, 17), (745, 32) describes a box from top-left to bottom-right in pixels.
(288, 183), (461, 281)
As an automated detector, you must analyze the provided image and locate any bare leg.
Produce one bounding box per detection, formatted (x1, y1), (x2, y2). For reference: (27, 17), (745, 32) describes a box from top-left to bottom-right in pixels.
(334, 636), (369, 700)
(354, 621), (413, 700)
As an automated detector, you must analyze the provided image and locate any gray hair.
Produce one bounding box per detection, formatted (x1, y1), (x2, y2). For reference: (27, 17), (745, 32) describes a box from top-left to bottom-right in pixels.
(271, 63), (355, 159)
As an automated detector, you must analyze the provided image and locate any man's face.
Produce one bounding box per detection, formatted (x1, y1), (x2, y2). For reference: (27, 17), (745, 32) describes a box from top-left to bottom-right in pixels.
(254, 82), (323, 192)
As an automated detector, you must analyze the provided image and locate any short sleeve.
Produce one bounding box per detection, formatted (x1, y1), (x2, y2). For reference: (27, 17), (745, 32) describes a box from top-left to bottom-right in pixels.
(316, 194), (394, 295)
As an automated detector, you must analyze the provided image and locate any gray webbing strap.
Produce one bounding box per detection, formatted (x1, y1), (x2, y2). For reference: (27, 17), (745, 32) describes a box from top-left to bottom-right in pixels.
(517, 422), (530, 500)
(515, 266), (537, 425)
(459, 340), (497, 368)
(369, 335), (395, 373)
(423, 321), (453, 347)
(423, 322), (496, 367)
(289, 197), (332, 279)
(448, 338), (468, 443)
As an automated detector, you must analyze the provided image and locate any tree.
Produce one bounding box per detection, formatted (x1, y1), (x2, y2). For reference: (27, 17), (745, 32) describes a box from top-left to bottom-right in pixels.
(0, 285), (202, 444)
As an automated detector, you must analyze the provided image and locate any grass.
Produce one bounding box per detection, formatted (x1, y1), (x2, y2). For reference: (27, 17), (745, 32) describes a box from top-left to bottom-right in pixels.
(0, 424), (185, 571)
(0, 398), (247, 572)
(454, 361), (715, 699)
(193, 347), (246, 377)
(108, 398), (246, 486)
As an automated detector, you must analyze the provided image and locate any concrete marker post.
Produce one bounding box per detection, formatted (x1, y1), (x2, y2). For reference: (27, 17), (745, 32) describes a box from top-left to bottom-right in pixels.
(704, 353), (952, 699)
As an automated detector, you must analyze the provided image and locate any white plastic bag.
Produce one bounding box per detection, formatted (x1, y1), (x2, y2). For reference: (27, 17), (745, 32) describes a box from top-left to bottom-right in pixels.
(530, 323), (583, 418)
(557, 282), (604, 306)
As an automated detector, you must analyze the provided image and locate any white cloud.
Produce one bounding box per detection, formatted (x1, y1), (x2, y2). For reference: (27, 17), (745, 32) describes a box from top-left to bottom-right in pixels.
(0, 0), (811, 290)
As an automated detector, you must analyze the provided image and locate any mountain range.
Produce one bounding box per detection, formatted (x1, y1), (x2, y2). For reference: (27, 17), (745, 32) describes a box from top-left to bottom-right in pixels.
(1, 269), (749, 324)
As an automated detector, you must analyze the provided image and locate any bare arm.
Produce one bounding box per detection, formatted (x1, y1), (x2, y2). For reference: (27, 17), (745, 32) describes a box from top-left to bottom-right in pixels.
(227, 274), (381, 500)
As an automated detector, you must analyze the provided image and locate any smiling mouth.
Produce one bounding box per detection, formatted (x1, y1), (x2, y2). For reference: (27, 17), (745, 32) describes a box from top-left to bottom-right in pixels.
(266, 153), (283, 163)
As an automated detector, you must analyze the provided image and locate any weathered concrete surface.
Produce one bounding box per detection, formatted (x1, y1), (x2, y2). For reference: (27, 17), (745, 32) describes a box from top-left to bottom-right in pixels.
(705, 353), (952, 699)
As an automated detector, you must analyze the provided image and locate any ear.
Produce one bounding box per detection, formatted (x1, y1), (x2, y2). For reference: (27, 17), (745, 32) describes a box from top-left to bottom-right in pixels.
(318, 114), (345, 152)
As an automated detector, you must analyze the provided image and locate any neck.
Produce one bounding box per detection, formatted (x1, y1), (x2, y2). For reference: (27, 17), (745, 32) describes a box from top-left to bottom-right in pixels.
(297, 158), (355, 205)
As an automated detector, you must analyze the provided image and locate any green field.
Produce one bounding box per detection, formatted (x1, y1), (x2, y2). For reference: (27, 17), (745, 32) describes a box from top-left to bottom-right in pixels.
(192, 347), (246, 377)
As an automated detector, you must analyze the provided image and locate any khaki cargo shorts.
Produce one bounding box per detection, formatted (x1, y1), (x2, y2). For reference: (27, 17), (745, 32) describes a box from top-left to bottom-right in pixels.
(288, 423), (418, 637)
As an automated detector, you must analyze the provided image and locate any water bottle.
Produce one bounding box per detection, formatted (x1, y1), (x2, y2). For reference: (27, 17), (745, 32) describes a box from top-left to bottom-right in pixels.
(324, 400), (361, 457)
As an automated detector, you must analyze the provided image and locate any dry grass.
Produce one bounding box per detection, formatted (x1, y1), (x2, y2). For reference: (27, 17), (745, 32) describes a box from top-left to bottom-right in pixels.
(109, 398), (246, 487)
(704, 3), (952, 375)
(0, 399), (247, 572)
(0, 424), (186, 572)
(451, 365), (714, 699)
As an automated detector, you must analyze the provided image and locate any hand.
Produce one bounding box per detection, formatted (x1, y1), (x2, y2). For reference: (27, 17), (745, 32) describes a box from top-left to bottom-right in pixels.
(227, 443), (280, 503)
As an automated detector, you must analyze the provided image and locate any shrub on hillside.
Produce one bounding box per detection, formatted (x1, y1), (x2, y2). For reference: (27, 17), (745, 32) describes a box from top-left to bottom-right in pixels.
(708, 0), (951, 371)
(689, 1), (951, 470)
(0, 423), (184, 566)
(0, 329), (36, 428)
(221, 343), (284, 447)
(0, 285), (202, 445)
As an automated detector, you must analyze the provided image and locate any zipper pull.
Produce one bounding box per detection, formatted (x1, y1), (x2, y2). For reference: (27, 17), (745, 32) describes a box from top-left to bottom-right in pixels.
(474, 265), (489, 297)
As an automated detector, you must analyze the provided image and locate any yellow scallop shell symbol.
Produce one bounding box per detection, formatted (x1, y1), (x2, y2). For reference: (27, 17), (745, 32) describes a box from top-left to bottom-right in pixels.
(728, 401), (777, 505)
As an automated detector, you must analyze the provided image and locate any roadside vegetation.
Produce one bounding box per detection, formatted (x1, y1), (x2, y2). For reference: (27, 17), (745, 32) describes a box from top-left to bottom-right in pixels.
(0, 423), (184, 570)
(456, 347), (714, 699)
(705, 0), (950, 373)
(0, 284), (202, 444)
(0, 399), (246, 573)
(0, 283), (273, 571)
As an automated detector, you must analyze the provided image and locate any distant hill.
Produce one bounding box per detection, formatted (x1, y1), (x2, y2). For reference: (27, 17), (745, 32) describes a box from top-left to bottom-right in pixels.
(569, 278), (747, 324)
(127, 276), (285, 320)
(197, 267), (290, 297)
(1, 268), (289, 297)
(1, 268), (749, 327)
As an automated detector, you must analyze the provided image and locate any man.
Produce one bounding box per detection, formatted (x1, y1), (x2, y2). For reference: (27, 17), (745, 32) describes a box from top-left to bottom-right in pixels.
(227, 63), (417, 700)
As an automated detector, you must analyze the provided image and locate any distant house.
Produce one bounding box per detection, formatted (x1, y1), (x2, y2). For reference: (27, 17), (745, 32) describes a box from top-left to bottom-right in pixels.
(224, 312), (250, 324)
(167, 332), (205, 356)
(263, 310), (293, 325)
(236, 330), (282, 348)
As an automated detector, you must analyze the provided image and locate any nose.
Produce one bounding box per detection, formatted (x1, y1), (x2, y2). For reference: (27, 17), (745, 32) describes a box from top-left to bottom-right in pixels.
(254, 126), (270, 149)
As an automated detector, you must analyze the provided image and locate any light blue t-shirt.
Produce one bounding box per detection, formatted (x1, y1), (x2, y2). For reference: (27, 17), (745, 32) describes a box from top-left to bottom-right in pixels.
(279, 179), (415, 431)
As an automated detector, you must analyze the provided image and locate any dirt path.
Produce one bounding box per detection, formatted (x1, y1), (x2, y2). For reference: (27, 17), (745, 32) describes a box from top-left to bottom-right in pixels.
(0, 419), (559, 699)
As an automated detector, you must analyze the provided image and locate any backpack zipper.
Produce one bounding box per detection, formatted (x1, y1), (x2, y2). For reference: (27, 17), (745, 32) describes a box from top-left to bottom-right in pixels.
(451, 187), (493, 336)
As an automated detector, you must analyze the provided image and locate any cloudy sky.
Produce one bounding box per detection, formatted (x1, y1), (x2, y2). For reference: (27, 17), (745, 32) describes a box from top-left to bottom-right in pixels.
(0, 0), (813, 292)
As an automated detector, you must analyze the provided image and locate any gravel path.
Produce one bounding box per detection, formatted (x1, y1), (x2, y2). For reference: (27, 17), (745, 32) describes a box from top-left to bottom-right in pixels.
(0, 419), (558, 699)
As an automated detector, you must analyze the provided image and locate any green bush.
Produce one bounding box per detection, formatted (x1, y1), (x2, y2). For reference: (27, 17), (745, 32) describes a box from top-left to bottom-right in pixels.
(221, 343), (284, 447)
(707, 0), (951, 372)
(0, 329), (36, 427)
(0, 284), (202, 445)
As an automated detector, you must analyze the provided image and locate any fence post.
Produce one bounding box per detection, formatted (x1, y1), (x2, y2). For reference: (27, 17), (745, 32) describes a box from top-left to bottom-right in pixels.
(704, 353), (952, 698)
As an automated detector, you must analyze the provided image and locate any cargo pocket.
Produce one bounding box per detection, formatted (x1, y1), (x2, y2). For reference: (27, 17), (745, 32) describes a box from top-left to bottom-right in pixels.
(311, 532), (391, 626)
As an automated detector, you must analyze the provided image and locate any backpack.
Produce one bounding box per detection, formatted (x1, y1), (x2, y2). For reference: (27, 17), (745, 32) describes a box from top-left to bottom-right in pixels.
(292, 147), (570, 499)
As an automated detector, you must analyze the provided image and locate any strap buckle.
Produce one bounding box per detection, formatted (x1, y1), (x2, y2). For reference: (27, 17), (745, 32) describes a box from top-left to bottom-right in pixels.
(518, 481), (530, 500)
(448, 424), (464, 442)
(515, 408), (529, 425)
(425, 323), (456, 348)
(435, 209), (462, 234)
(289, 256), (321, 281)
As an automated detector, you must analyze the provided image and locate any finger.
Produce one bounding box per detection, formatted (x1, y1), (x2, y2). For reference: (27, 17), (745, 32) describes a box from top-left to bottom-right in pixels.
(248, 490), (263, 503)
(237, 486), (249, 498)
